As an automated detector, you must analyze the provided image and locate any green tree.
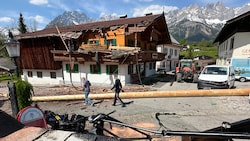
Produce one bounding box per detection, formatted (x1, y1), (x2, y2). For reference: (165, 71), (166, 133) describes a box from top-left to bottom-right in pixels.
(18, 13), (27, 34)
(15, 80), (33, 110)
(179, 38), (187, 45)
(187, 46), (193, 59)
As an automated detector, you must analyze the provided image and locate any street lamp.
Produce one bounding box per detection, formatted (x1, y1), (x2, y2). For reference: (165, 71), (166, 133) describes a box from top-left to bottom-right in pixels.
(5, 30), (21, 117)
(5, 30), (20, 77)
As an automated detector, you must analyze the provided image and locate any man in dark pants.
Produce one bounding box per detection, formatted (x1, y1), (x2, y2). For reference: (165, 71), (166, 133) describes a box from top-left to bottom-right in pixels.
(111, 79), (126, 107)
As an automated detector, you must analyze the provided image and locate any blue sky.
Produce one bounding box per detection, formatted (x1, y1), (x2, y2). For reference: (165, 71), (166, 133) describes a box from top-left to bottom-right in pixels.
(1, 0), (250, 30)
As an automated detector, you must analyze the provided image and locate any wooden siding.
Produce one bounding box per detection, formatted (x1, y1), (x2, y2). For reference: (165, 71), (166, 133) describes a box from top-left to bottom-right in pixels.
(20, 38), (62, 70)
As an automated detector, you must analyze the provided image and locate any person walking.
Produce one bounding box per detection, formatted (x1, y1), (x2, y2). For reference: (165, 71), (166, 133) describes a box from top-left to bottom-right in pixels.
(111, 78), (126, 107)
(82, 77), (93, 105)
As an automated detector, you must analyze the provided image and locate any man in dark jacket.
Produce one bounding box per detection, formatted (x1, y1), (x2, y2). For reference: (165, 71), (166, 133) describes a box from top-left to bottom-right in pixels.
(111, 79), (125, 107)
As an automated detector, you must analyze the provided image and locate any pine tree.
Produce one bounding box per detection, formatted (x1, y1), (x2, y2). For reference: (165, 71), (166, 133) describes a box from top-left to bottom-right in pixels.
(18, 13), (27, 34)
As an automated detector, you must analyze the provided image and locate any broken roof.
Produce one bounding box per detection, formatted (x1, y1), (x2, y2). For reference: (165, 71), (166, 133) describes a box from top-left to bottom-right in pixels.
(17, 14), (164, 40)
(0, 57), (16, 72)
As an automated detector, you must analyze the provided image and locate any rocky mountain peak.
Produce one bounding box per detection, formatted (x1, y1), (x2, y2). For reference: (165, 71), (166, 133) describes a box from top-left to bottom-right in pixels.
(45, 2), (250, 42)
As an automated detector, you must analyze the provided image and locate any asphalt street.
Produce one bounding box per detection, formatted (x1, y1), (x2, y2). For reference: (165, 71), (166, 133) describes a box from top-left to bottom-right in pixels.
(1, 79), (250, 140)
(35, 80), (250, 133)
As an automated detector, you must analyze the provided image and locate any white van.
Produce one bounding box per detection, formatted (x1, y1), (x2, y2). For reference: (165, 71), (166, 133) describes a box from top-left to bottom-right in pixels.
(197, 65), (235, 89)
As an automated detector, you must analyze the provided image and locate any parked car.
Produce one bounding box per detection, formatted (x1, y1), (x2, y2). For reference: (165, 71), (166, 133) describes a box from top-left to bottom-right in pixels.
(197, 65), (235, 89)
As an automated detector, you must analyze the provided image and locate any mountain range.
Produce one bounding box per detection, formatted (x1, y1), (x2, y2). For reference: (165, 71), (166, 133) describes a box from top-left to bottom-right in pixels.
(21, 2), (250, 42)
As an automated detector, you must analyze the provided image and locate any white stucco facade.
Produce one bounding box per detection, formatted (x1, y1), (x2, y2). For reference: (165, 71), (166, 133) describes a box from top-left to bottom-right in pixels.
(217, 32), (250, 65)
(156, 44), (180, 72)
(22, 69), (63, 85)
(21, 61), (156, 86)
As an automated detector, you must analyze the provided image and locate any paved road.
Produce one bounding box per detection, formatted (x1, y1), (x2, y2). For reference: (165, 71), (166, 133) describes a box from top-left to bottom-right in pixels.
(1, 79), (250, 139)
(34, 80), (250, 133)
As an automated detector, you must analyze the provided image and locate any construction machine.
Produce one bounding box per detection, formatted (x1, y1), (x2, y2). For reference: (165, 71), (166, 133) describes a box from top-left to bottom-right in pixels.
(175, 59), (199, 82)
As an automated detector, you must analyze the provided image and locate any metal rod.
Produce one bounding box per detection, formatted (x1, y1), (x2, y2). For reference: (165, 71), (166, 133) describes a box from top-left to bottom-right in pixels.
(103, 119), (250, 139)
(163, 130), (250, 139)
(13, 57), (19, 78)
(102, 119), (162, 134)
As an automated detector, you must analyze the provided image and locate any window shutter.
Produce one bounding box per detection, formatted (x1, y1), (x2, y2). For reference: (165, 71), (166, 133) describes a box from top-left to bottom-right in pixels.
(112, 39), (117, 46)
(66, 64), (69, 72)
(106, 65), (109, 74)
(98, 64), (101, 74)
(74, 64), (79, 73)
(90, 65), (93, 73)
(96, 40), (99, 45)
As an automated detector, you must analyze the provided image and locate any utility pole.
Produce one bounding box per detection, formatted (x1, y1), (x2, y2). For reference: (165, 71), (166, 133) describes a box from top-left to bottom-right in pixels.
(7, 82), (19, 117)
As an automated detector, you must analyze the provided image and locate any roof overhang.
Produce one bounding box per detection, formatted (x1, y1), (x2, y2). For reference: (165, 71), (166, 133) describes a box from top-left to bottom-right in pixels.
(17, 32), (82, 40)
(0, 58), (16, 72)
(214, 11), (250, 43)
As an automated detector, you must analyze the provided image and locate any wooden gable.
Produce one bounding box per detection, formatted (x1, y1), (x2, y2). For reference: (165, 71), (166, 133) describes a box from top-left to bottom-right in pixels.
(19, 37), (63, 70)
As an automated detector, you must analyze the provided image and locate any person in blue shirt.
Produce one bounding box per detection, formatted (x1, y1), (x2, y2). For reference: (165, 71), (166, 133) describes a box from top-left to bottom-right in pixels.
(82, 77), (93, 105)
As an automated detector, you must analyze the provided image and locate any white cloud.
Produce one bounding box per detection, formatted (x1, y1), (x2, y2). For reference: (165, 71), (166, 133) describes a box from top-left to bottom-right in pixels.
(33, 15), (45, 23)
(48, 1), (71, 11)
(133, 5), (178, 17)
(0, 17), (13, 22)
(26, 15), (48, 25)
(29, 0), (48, 5)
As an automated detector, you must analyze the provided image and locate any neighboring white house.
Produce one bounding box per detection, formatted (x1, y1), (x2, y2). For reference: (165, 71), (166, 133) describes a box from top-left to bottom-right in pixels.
(156, 34), (182, 72)
(214, 11), (250, 65)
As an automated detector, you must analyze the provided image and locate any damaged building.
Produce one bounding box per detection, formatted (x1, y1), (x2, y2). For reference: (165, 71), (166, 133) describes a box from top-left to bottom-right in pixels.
(16, 13), (172, 85)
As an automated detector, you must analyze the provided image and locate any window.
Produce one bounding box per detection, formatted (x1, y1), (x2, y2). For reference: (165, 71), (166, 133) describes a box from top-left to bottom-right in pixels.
(230, 37), (234, 50)
(88, 40), (99, 45)
(106, 65), (118, 74)
(174, 49), (177, 56)
(149, 62), (153, 70)
(127, 39), (134, 47)
(163, 47), (168, 54)
(28, 71), (33, 77)
(160, 62), (165, 68)
(66, 64), (79, 73)
(225, 41), (228, 51)
(37, 71), (43, 78)
(50, 72), (56, 79)
(128, 64), (134, 74)
(136, 63), (144, 73)
(90, 64), (101, 74)
(170, 49), (173, 55)
(104, 39), (117, 46)
(203, 67), (227, 75)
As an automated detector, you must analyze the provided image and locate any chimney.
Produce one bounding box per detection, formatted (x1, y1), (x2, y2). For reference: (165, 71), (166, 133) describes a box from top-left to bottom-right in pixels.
(119, 14), (127, 18)
(145, 13), (152, 16)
